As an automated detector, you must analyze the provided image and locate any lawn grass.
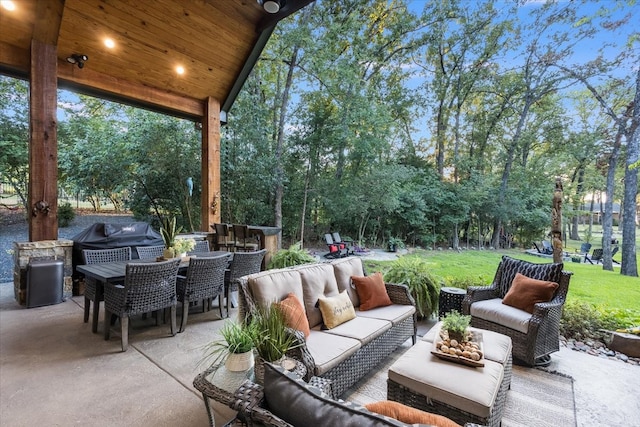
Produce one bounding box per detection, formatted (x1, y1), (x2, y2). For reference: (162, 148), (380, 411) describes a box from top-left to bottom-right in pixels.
(364, 248), (640, 324)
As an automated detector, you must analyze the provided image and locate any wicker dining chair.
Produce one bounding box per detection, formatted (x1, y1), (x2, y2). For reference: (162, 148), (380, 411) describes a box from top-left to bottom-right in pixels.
(223, 249), (266, 317)
(103, 259), (180, 351)
(135, 245), (165, 260)
(190, 239), (210, 253)
(176, 253), (231, 332)
(82, 247), (132, 333)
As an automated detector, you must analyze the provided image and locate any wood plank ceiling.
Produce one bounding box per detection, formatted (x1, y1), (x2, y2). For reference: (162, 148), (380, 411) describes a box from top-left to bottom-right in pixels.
(0, 0), (313, 121)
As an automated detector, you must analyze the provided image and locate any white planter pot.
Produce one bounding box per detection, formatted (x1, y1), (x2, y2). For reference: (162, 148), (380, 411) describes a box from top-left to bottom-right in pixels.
(225, 351), (255, 372)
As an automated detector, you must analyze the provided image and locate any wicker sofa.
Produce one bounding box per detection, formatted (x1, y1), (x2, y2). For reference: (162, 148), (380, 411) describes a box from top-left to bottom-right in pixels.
(237, 256), (417, 398)
(462, 255), (572, 366)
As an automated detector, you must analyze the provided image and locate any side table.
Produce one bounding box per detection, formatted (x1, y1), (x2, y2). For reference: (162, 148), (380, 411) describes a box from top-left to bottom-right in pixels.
(438, 287), (466, 319)
(193, 359), (306, 427)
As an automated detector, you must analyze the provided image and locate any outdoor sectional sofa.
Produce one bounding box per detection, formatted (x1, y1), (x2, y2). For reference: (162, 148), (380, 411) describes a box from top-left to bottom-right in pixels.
(237, 256), (417, 398)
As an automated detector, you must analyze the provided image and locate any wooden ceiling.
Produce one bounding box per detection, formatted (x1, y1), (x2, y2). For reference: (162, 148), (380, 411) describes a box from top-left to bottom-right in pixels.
(0, 0), (313, 121)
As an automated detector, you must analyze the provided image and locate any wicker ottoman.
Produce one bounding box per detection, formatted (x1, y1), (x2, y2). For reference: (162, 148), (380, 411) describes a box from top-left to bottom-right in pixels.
(387, 340), (508, 427)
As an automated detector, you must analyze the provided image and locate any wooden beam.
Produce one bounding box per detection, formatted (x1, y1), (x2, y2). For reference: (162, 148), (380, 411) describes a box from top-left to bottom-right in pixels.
(33, 0), (65, 44)
(201, 97), (221, 231)
(57, 62), (205, 120)
(29, 39), (59, 241)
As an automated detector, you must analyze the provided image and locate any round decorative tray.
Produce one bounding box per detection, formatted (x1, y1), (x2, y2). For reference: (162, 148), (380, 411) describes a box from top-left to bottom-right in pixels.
(431, 328), (485, 368)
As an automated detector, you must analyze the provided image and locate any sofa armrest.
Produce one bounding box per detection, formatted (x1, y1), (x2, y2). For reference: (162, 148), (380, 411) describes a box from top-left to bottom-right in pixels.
(285, 329), (316, 382)
(461, 285), (498, 314)
(385, 282), (416, 306)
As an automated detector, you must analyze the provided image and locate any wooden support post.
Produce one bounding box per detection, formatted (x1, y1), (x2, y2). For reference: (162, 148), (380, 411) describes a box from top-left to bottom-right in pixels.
(552, 177), (564, 264)
(29, 39), (59, 241)
(201, 97), (221, 231)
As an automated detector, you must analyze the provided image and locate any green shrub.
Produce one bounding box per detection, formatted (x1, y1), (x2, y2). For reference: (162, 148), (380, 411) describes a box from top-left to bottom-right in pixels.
(443, 275), (488, 290)
(267, 242), (315, 269)
(58, 202), (75, 227)
(560, 301), (620, 341)
(384, 257), (441, 318)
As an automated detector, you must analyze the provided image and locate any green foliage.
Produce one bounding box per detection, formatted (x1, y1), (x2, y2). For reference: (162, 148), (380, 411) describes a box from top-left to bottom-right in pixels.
(560, 301), (620, 342)
(384, 257), (441, 318)
(442, 275), (487, 290)
(251, 305), (300, 362)
(267, 242), (316, 269)
(441, 310), (471, 336)
(160, 217), (180, 248)
(57, 202), (75, 227)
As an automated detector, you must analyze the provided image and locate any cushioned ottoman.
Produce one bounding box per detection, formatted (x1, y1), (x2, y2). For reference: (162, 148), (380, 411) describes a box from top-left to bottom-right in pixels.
(422, 322), (513, 389)
(387, 341), (508, 427)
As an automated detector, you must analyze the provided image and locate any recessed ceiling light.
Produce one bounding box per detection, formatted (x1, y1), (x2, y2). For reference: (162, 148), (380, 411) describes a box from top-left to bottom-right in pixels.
(104, 38), (115, 49)
(1, 1), (16, 11)
(176, 66), (185, 75)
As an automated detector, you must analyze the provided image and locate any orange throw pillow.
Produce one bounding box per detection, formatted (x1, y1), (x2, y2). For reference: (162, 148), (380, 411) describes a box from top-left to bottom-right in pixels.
(502, 272), (559, 314)
(351, 272), (392, 311)
(273, 293), (310, 338)
(365, 400), (461, 427)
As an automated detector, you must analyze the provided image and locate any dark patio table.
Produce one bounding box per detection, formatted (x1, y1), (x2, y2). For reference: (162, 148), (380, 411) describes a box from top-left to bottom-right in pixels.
(76, 251), (231, 284)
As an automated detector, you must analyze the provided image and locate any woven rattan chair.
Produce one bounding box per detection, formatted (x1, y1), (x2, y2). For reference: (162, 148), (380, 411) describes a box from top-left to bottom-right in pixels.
(462, 255), (572, 366)
(176, 253), (231, 332)
(223, 249), (266, 317)
(82, 247), (132, 333)
(213, 223), (236, 251)
(232, 224), (259, 252)
(136, 245), (165, 260)
(103, 259), (180, 351)
(190, 239), (210, 253)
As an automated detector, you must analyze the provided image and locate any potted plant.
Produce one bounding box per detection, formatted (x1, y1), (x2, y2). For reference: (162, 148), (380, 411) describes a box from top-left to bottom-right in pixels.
(160, 216), (182, 258)
(441, 310), (471, 343)
(251, 305), (301, 384)
(571, 255), (582, 263)
(384, 257), (441, 318)
(267, 242), (316, 269)
(203, 320), (257, 372)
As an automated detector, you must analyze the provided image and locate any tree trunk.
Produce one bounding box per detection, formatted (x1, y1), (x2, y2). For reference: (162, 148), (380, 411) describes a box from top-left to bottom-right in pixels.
(552, 178), (563, 264)
(621, 69), (640, 276)
(602, 124), (624, 271)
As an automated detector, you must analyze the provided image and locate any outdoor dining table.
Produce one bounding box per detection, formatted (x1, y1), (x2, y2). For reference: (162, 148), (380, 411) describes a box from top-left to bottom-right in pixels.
(76, 251), (231, 284)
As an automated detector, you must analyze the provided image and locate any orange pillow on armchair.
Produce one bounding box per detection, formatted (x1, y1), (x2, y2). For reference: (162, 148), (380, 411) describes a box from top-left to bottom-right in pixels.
(502, 272), (559, 313)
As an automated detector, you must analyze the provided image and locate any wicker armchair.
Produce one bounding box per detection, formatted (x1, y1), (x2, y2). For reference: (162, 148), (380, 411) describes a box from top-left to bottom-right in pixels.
(462, 255), (572, 366)
(176, 254), (231, 332)
(103, 259), (180, 351)
(81, 247), (132, 333)
(223, 249), (266, 318)
(135, 245), (165, 260)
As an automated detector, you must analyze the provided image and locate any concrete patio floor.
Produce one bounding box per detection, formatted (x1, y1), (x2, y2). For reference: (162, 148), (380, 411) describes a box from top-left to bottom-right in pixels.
(1, 281), (638, 427)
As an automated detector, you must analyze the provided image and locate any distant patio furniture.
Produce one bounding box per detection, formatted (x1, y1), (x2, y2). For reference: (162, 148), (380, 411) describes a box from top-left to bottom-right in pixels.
(323, 233), (346, 259)
(577, 242), (592, 255)
(136, 245), (165, 260)
(585, 247), (619, 265)
(82, 247), (132, 333)
(331, 232), (354, 255)
(463, 255), (572, 366)
(103, 259), (180, 351)
(222, 249), (266, 318)
(532, 241), (553, 255)
(176, 254), (231, 332)
(212, 223), (235, 251)
(232, 224), (259, 252)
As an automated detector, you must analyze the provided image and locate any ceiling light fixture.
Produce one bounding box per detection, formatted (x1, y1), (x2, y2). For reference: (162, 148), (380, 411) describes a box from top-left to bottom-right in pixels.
(104, 38), (115, 49)
(176, 65), (185, 75)
(1, 1), (16, 11)
(66, 54), (88, 69)
(258, 0), (284, 14)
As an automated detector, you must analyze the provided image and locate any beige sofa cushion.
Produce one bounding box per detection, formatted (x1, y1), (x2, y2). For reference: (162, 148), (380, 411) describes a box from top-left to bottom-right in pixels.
(247, 269), (304, 309)
(331, 257), (364, 307)
(319, 316), (391, 346)
(306, 329), (361, 376)
(422, 322), (512, 366)
(470, 298), (531, 334)
(298, 263), (340, 328)
(388, 341), (503, 419)
(356, 305), (416, 326)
